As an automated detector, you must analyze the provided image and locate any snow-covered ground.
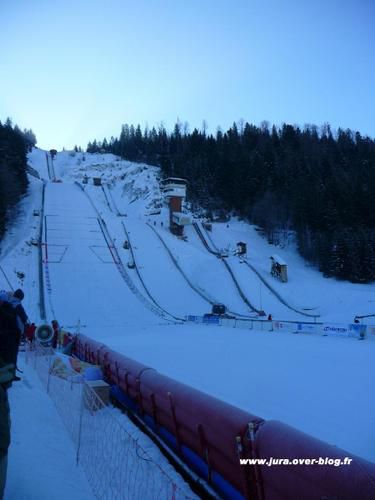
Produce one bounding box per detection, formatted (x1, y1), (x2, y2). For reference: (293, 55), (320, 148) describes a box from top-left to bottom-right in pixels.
(5, 354), (94, 500)
(1, 147), (374, 499)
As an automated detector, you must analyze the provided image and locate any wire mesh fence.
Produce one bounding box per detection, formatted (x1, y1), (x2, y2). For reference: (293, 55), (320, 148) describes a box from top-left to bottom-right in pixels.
(26, 343), (196, 500)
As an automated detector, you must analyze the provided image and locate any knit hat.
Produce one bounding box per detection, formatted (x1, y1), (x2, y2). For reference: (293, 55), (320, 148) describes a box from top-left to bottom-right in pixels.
(13, 289), (24, 300)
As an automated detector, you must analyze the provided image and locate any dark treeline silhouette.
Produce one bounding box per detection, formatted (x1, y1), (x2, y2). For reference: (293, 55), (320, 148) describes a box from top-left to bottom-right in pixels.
(88, 121), (375, 283)
(0, 118), (36, 239)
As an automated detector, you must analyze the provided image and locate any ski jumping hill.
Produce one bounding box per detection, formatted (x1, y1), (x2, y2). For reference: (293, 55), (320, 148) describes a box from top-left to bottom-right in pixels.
(0, 147), (374, 466)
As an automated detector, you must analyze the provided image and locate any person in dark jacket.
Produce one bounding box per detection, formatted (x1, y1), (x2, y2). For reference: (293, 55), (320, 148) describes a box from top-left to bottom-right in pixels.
(0, 289), (29, 381)
(9, 289), (28, 338)
(0, 300), (18, 375)
(0, 372), (12, 499)
(0, 296), (16, 499)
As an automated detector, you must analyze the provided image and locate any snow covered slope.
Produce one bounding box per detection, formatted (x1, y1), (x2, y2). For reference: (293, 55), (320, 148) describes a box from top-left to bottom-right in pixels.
(1, 148), (374, 466)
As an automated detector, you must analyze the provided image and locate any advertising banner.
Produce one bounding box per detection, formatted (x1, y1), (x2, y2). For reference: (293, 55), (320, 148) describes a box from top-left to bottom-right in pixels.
(322, 324), (350, 337)
(203, 315), (220, 325)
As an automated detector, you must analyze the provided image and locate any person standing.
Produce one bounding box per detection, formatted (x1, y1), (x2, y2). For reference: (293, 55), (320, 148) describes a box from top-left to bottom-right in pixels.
(0, 295), (17, 499)
(1, 289), (29, 381)
(25, 323), (36, 344)
(51, 320), (60, 349)
(0, 368), (12, 499)
(9, 289), (28, 338)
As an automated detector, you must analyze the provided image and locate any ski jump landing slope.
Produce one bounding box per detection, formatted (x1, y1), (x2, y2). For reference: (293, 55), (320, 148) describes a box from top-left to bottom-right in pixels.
(183, 224), (256, 316)
(122, 219), (209, 318)
(43, 182), (162, 329)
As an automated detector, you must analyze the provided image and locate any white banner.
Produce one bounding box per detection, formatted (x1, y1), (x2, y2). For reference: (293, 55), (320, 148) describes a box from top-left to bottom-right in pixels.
(322, 324), (350, 337)
(295, 323), (319, 334)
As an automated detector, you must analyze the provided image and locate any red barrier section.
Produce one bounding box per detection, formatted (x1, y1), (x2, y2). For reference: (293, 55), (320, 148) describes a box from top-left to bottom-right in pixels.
(255, 420), (375, 500)
(140, 369), (263, 495)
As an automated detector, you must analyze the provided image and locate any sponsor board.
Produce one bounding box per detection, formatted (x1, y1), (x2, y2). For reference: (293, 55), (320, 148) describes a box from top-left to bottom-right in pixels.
(322, 324), (350, 337)
(203, 315), (220, 325)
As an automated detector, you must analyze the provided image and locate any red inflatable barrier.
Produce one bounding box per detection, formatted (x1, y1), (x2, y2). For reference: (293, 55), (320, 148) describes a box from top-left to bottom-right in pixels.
(254, 420), (375, 500)
(139, 369), (263, 496)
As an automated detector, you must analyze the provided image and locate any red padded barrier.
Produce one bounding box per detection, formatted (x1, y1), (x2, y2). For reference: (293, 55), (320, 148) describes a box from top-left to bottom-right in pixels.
(139, 370), (263, 494)
(104, 349), (156, 403)
(254, 420), (375, 500)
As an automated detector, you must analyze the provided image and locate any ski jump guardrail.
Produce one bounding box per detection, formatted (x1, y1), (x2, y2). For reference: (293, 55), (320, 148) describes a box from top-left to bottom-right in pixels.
(147, 224), (256, 319)
(38, 182), (47, 320)
(100, 185), (115, 214)
(104, 184), (126, 216)
(45, 152), (56, 181)
(45, 153), (52, 181)
(42, 205), (57, 320)
(50, 154), (56, 181)
(0, 265), (13, 290)
(222, 258), (263, 314)
(192, 222), (220, 256)
(74, 182), (177, 323)
(121, 221), (184, 322)
(193, 222), (262, 315)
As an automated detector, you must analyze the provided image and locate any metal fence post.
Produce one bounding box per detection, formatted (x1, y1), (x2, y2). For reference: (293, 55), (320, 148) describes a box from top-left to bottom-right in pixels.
(76, 382), (85, 465)
(46, 351), (53, 394)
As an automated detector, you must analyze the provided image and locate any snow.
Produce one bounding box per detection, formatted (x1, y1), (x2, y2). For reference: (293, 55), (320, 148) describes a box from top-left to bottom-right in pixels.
(1, 147), (374, 497)
(5, 354), (93, 500)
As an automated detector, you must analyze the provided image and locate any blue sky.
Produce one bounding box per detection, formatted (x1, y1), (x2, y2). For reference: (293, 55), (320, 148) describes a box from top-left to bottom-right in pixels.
(1, 0), (374, 150)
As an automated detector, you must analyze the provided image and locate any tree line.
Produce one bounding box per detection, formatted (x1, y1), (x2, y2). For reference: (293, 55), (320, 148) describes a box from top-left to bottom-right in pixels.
(0, 118), (36, 240)
(88, 121), (375, 283)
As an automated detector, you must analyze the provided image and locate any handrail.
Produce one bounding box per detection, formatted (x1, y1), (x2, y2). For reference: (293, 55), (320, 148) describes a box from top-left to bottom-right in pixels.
(38, 182), (47, 320)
